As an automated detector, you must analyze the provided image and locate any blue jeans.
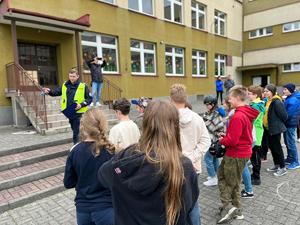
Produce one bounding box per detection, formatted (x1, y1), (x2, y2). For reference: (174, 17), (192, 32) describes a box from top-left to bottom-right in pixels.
(242, 161), (253, 193)
(204, 151), (220, 177)
(190, 200), (201, 225)
(76, 208), (113, 225)
(283, 127), (299, 164)
(91, 81), (103, 103)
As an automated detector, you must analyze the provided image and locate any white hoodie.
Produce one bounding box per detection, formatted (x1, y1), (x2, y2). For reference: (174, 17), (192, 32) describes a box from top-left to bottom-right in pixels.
(178, 107), (211, 173)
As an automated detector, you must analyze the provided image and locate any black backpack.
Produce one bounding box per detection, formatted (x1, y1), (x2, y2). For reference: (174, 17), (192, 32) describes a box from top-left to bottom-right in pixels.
(209, 140), (226, 158)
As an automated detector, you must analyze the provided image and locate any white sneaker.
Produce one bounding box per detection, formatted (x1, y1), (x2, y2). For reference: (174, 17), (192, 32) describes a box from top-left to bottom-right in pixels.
(203, 177), (218, 186)
(90, 102), (94, 107)
(298, 138), (300, 143)
(96, 102), (101, 106)
(207, 176), (213, 180)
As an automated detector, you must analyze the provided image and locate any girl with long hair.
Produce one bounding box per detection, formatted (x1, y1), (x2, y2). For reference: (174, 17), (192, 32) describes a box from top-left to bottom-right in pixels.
(64, 108), (115, 225)
(98, 100), (199, 225)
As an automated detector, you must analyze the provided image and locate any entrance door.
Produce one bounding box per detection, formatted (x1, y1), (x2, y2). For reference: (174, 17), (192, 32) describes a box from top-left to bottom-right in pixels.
(18, 43), (58, 86)
(252, 75), (270, 87)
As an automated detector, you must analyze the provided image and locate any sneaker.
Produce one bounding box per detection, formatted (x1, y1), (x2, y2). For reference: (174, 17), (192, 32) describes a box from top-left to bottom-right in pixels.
(285, 159), (292, 165)
(233, 208), (244, 220)
(217, 206), (237, 224)
(203, 177), (218, 186)
(267, 165), (279, 172)
(90, 102), (94, 107)
(96, 102), (101, 106)
(274, 168), (287, 177)
(287, 162), (300, 170)
(207, 176), (213, 180)
(297, 138), (300, 143)
(241, 189), (254, 199)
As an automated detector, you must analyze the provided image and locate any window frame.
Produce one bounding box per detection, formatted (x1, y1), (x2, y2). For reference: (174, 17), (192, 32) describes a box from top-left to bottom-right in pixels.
(97, 0), (116, 5)
(249, 27), (273, 39)
(214, 10), (226, 36)
(191, 1), (206, 30)
(130, 40), (156, 76)
(164, 0), (184, 24)
(128, 0), (154, 16)
(81, 32), (119, 74)
(282, 21), (300, 33)
(282, 62), (300, 73)
(192, 50), (207, 77)
(215, 54), (226, 77)
(165, 46), (185, 76)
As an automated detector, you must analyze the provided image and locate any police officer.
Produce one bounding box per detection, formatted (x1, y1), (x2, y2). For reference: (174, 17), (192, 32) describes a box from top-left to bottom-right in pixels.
(43, 68), (92, 144)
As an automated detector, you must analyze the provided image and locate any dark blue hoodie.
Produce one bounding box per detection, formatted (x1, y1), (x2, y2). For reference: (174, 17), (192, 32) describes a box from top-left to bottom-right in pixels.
(98, 144), (199, 225)
(64, 141), (113, 212)
(284, 91), (300, 128)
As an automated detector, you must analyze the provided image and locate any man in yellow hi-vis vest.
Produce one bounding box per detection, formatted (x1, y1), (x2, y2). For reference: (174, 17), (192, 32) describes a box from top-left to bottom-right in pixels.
(43, 68), (92, 144)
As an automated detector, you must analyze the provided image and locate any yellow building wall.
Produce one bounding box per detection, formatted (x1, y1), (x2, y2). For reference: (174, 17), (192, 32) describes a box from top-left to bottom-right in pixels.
(4, 0), (242, 100)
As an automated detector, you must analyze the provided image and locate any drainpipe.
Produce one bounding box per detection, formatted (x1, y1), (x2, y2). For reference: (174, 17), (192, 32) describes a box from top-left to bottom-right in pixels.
(75, 30), (82, 78)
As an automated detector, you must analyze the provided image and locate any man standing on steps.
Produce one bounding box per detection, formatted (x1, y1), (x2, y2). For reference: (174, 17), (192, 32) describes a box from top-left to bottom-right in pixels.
(42, 68), (92, 144)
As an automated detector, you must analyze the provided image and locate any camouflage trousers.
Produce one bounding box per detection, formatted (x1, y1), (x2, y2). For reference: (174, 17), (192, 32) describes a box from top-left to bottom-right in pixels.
(217, 155), (248, 208)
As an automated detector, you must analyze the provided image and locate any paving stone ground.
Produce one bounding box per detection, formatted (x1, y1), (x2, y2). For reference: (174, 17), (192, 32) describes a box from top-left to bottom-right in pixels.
(1, 145), (300, 225)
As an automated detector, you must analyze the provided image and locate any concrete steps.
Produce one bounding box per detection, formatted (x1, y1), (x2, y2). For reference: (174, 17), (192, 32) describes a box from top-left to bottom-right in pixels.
(0, 143), (72, 213)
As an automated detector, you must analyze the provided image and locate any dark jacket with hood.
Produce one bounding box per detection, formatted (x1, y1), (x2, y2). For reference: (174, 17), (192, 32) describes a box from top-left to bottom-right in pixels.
(268, 97), (288, 135)
(98, 144), (199, 225)
(284, 91), (300, 128)
(86, 59), (107, 83)
(220, 105), (259, 158)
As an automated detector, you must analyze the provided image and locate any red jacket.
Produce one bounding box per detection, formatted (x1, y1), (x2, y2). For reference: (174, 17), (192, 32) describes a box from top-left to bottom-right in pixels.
(221, 105), (259, 158)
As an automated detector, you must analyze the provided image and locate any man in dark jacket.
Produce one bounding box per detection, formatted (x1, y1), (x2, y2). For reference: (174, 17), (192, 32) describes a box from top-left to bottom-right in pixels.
(282, 83), (300, 170)
(43, 68), (92, 144)
(224, 75), (235, 95)
(86, 54), (106, 107)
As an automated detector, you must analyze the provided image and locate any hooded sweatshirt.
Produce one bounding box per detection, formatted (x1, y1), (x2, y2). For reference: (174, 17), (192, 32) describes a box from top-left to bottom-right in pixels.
(98, 145), (199, 225)
(284, 91), (300, 128)
(220, 105), (259, 158)
(250, 98), (265, 146)
(178, 108), (211, 173)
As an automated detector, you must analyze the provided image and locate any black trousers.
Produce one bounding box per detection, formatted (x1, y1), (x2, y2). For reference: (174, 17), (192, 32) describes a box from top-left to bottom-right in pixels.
(268, 132), (285, 168)
(216, 91), (223, 105)
(250, 145), (261, 180)
(69, 114), (82, 144)
(260, 127), (269, 159)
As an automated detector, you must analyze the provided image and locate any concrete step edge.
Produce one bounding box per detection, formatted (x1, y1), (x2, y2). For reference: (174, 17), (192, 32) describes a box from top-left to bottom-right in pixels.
(0, 148), (69, 172)
(0, 165), (65, 191)
(0, 184), (65, 214)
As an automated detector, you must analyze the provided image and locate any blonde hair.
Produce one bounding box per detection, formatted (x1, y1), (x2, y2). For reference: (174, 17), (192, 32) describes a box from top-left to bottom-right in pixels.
(229, 85), (248, 102)
(69, 68), (78, 75)
(139, 100), (184, 225)
(80, 108), (115, 155)
(170, 84), (187, 104)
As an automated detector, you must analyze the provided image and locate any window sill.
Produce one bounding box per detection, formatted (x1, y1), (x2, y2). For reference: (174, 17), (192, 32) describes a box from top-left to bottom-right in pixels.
(248, 34), (273, 39)
(282, 29), (300, 34)
(95, 0), (118, 7)
(282, 70), (300, 73)
(128, 9), (157, 19)
(83, 70), (120, 75)
(131, 73), (158, 77)
(192, 75), (207, 78)
(164, 19), (186, 28)
(214, 33), (227, 38)
(191, 27), (208, 33)
(165, 74), (185, 77)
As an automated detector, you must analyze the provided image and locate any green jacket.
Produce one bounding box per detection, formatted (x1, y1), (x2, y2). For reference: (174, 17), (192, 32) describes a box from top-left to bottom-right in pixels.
(250, 98), (265, 146)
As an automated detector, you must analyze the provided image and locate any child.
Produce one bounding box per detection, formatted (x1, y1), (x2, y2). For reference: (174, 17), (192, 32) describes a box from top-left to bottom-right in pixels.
(64, 108), (114, 225)
(202, 95), (225, 186)
(217, 86), (259, 224)
(98, 100), (199, 225)
(109, 98), (141, 152)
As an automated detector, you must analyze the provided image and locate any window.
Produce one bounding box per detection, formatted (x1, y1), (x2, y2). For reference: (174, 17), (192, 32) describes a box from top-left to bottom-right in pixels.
(214, 10), (226, 36)
(215, 54), (226, 76)
(192, 50), (206, 77)
(128, 0), (153, 15)
(191, 1), (206, 30)
(130, 40), (156, 75)
(283, 62), (300, 72)
(164, 0), (183, 23)
(165, 46), (184, 76)
(249, 27), (273, 39)
(283, 21), (300, 33)
(82, 32), (119, 73)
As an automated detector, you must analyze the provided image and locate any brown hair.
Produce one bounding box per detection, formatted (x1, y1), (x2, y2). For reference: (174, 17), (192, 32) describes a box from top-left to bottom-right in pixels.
(139, 100), (184, 225)
(229, 85), (248, 101)
(113, 98), (131, 115)
(265, 84), (277, 96)
(69, 68), (78, 75)
(170, 84), (187, 104)
(80, 108), (115, 156)
(248, 85), (263, 99)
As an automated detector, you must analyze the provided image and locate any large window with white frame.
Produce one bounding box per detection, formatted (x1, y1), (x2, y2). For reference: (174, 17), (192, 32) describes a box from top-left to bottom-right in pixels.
(128, 0), (153, 15)
(192, 50), (206, 77)
(249, 27), (273, 39)
(214, 10), (226, 36)
(164, 0), (183, 23)
(165, 46), (184, 76)
(283, 21), (300, 33)
(215, 54), (226, 76)
(191, 1), (206, 30)
(130, 40), (156, 75)
(283, 62), (300, 72)
(82, 32), (119, 73)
